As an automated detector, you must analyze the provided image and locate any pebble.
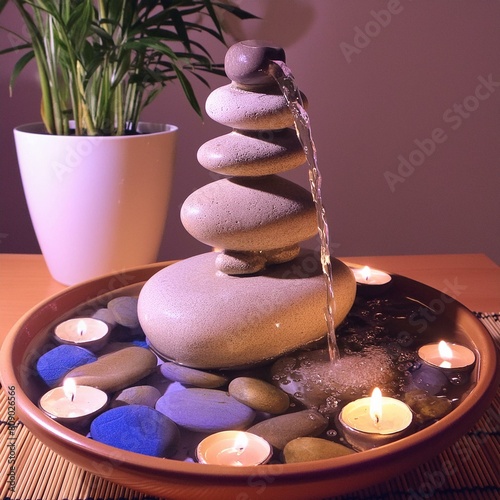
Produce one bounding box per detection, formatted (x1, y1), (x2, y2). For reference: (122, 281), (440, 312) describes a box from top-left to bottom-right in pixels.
(110, 385), (161, 408)
(246, 409), (328, 450)
(107, 296), (140, 328)
(408, 364), (448, 395)
(92, 308), (117, 327)
(404, 389), (452, 423)
(197, 129), (305, 177)
(160, 362), (228, 388)
(156, 388), (256, 433)
(205, 84), (306, 130)
(180, 175), (317, 252)
(65, 346), (157, 392)
(138, 251), (356, 369)
(283, 437), (355, 463)
(36, 345), (97, 387)
(90, 405), (179, 457)
(228, 377), (289, 414)
(215, 251), (266, 275)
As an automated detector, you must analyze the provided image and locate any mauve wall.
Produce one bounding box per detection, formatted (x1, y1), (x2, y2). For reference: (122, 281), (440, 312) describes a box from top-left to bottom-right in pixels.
(1, 0), (499, 264)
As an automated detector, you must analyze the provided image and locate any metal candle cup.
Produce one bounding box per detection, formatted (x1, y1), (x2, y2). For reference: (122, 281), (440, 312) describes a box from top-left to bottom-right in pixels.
(39, 378), (108, 428)
(196, 431), (272, 466)
(418, 341), (476, 373)
(54, 317), (110, 352)
(338, 388), (413, 451)
(351, 266), (392, 296)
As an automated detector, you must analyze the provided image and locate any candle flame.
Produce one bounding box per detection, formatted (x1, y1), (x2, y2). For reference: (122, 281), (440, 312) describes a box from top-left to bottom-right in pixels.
(361, 266), (371, 281)
(233, 432), (249, 454)
(438, 341), (453, 368)
(63, 378), (77, 402)
(369, 387), (383, 425)
(77, 319), (87, 336)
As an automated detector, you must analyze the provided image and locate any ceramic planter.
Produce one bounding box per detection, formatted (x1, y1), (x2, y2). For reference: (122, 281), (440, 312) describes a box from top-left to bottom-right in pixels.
(14, 122), (177, 285)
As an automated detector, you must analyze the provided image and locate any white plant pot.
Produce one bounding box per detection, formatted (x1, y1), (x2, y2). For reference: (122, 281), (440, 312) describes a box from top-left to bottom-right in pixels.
(14, 122), (178, 285)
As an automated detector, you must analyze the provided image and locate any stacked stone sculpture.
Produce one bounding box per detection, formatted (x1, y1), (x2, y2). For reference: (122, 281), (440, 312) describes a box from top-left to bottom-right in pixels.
(138, 41), (356, 369)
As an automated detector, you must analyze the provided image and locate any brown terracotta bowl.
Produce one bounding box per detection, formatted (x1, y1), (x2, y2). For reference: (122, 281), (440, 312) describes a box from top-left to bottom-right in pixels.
(1, 262), (498, 499)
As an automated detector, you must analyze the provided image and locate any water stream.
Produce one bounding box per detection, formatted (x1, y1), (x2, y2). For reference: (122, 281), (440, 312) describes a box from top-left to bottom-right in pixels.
(270, 61), (339, 362)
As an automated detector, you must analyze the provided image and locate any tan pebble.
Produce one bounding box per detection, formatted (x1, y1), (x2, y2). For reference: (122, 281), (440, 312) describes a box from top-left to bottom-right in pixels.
(228, 377), (289, 414)
(283, 437), (355, 463)
(263, 245), (301, 265)
(215, 251), (266, 275)
(65, 346), (157, 393)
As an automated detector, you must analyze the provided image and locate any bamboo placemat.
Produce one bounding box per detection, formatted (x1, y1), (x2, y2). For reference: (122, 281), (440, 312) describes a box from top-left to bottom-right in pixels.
(1, 314), (499, 500)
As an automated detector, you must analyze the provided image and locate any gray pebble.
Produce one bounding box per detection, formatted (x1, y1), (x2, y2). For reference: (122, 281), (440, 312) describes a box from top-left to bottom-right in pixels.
(156, 388), (255, 433)
(110, 385), (161, 408)
(108, 296), (140, 328)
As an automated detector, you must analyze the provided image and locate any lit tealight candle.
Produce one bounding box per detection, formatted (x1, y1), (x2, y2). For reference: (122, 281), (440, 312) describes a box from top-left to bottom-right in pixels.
(54, 317), (110, 351)
(39, 378), (108, 427)
(196, 431), (272, 466)
(351, 266), (392, 295)
(418, 341), (476, 372)
(338, 388), (413, 451)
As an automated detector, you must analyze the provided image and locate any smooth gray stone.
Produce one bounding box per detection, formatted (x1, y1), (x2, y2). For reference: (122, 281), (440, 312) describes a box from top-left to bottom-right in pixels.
(228, 377), (289, 414)
(181, 175), (317, 252)
(160, 362), (228, 388)
(92, 308), (117, 327)
(155, 388), (256, 433)
(283, 437), (355, 463)
(65, 346), (157, 392)
(110, 385), (161, 408)
(139, 251), (356, 369)
(246, 409), (328, 450)
(107, 296), (140, 328)
(197, 129), (305, 177)
(205, 84), (306, 130)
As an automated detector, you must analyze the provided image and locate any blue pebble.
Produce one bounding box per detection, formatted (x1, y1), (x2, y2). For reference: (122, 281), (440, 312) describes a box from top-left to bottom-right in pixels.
(36, 345), (97, 387)
(90, 405), (179, 457)
(156, 388), (256, 433)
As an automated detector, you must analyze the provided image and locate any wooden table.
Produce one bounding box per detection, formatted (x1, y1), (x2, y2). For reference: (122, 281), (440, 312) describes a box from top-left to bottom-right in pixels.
(1, 252), (499, 344)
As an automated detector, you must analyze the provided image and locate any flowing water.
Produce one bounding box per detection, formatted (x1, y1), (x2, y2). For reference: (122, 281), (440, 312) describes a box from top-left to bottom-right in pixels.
(270, 61), (339, 362)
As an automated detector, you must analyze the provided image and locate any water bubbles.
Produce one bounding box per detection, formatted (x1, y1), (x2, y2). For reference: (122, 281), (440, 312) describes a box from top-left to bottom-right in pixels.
(326, 429), (337, 438)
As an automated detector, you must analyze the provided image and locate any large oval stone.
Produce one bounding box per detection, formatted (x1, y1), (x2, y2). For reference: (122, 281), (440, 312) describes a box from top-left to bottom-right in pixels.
(180, 175), (317, 252)
(283, 437), (355, 463)
(197, 129), (305, 177)
(138, 251), (356, 369)
(156, 388), (256, 433)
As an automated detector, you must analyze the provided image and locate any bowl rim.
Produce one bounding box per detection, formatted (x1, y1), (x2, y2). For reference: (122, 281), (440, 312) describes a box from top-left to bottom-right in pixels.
(1, 260), (498, 488)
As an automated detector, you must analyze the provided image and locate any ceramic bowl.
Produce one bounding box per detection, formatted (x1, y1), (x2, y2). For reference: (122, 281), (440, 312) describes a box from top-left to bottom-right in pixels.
(1, 262), (498, 499)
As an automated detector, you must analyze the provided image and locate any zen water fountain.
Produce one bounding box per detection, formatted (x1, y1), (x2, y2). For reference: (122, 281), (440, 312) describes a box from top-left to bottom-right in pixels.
(0, 41), (498, 500)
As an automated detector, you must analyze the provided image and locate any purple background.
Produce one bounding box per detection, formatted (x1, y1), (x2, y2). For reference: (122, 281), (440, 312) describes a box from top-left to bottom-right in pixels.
(1, 0), (499, 264)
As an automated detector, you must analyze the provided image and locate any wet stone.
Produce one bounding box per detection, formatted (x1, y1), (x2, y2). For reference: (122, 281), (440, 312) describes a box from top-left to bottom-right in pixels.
(283, 437), (355, 463)
(36, 345), (97, 387)
(160, 362), (228, 388)
(404, 389), (452, 423)
(247, 409), (328, 450)
(90, 405), (179, 457)
(228, 377), (289, 414)
(155, 388), (256, 433)
(107, 296), (140, 328)
(110, 385), (161, 408)
(65, 346), (157, 393)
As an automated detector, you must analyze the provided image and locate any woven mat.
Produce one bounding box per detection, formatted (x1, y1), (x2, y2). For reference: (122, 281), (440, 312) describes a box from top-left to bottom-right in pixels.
(1, 314), (499, 500)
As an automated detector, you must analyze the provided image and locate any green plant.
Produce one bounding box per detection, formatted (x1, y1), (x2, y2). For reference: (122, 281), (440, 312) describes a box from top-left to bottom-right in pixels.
(0, 0), (256, 135)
